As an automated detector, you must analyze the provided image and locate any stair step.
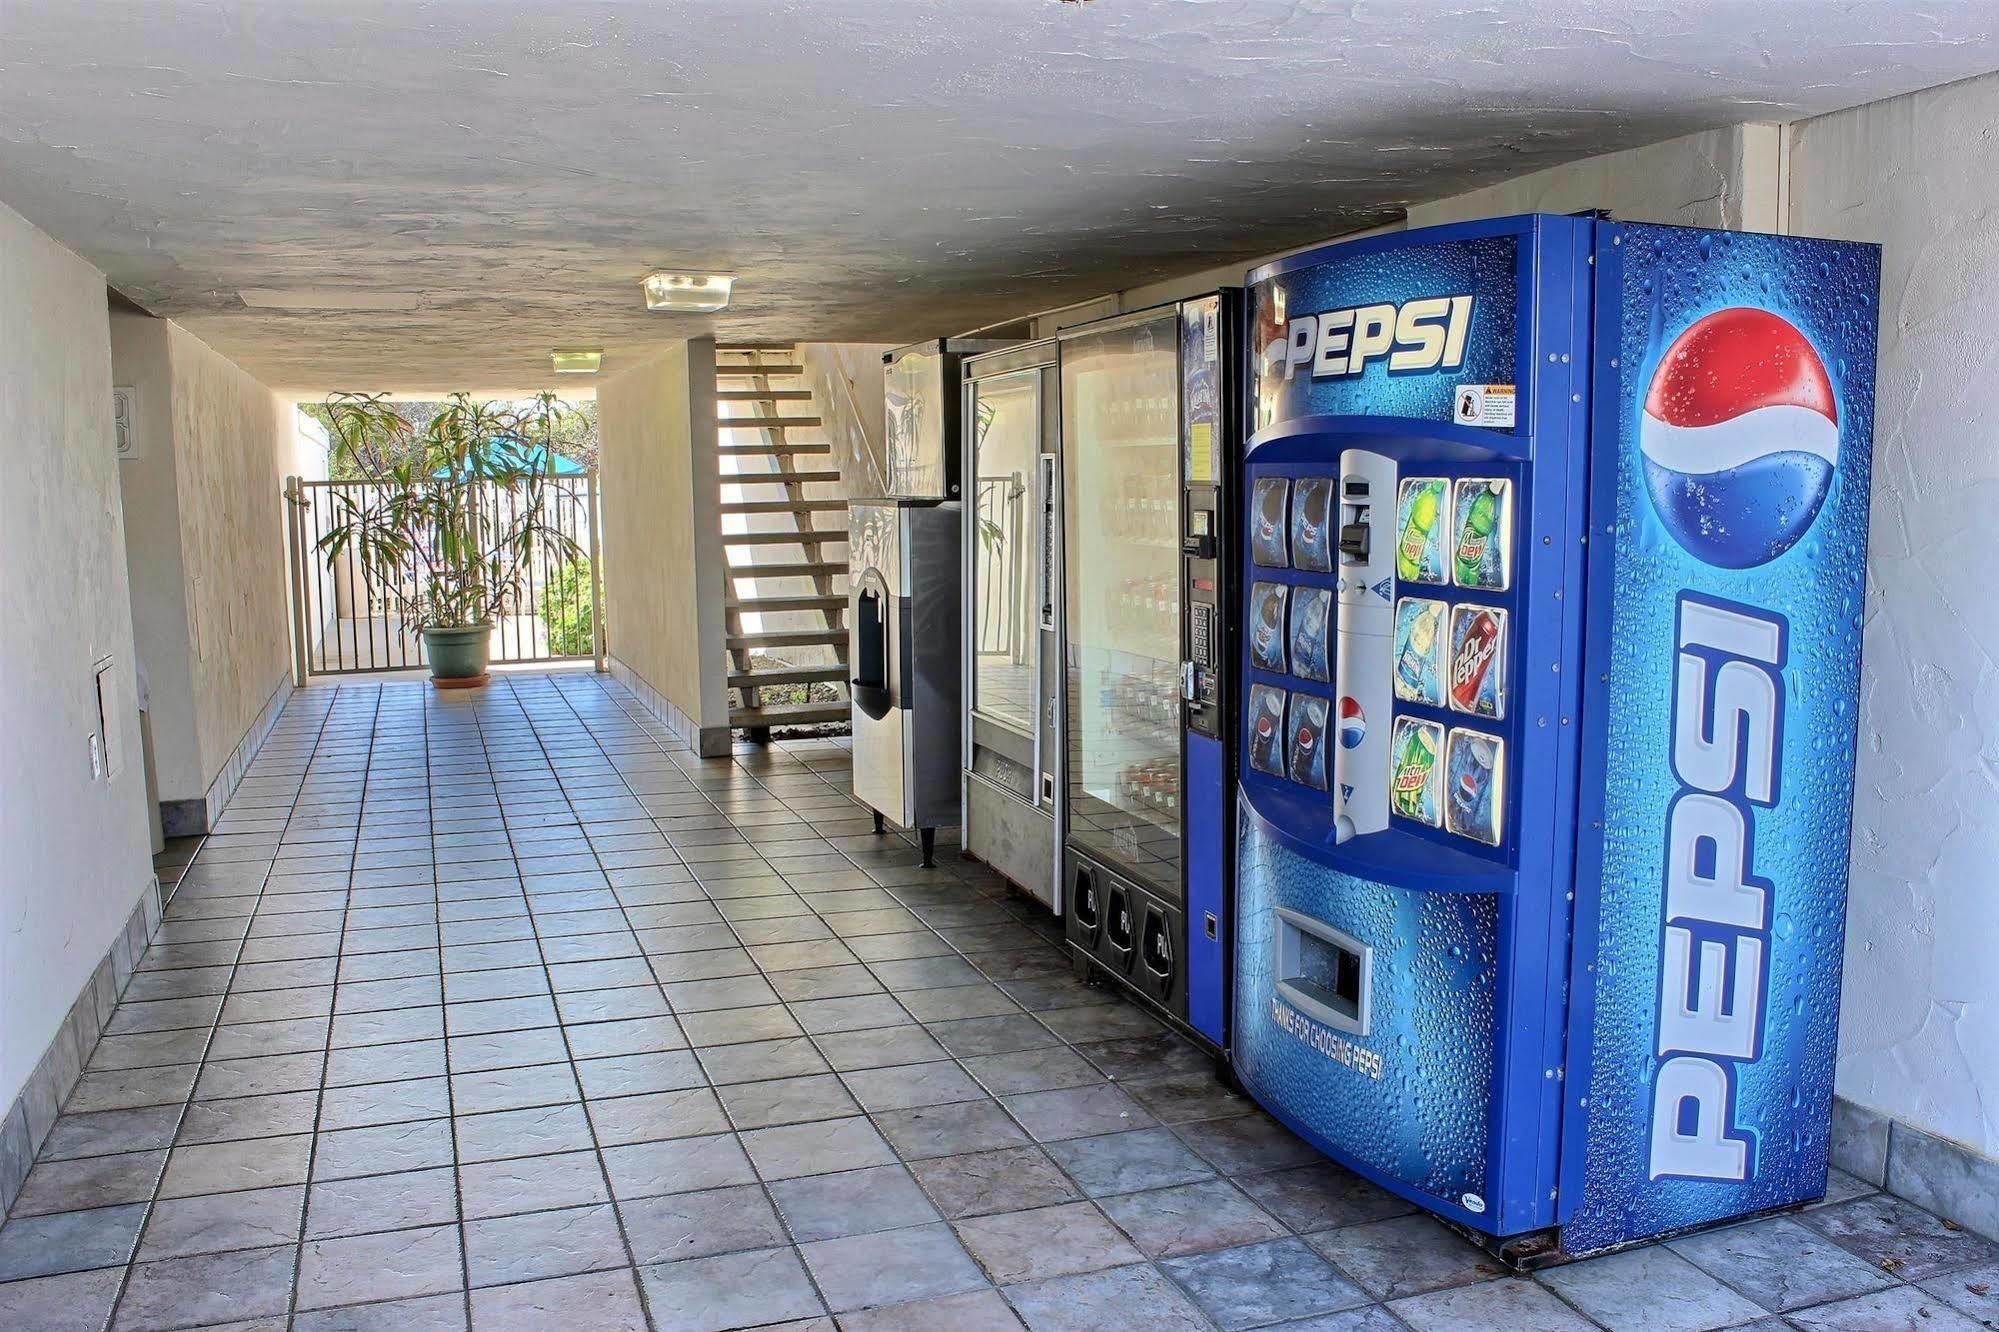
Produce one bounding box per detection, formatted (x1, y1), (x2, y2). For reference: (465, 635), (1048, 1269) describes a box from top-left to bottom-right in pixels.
(727, 628), (847, 650)
(722, 498), (847, 515)
(716, 364), (805, 377)
(727, 561), (846, 579)
(724, 470), (843, 486)
(719, 441), (831, 456)
(718, 389), (812, 402)
(716, 342), (796, 352)
(718, 416), (823, 429)
(729, 594), (847, 613)
(722, 530), (848, 547)
(731, 701), (852, 730)
(730, 664), (850, 689)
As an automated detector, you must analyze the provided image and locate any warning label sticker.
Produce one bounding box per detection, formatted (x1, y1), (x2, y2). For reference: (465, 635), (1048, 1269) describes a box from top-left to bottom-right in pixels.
(1453, 384), (1517, 429)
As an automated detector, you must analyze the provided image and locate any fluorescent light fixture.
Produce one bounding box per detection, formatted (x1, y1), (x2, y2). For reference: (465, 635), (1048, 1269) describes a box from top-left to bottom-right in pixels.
(551, 349), (603, 375)
(642, 271), (734, 313)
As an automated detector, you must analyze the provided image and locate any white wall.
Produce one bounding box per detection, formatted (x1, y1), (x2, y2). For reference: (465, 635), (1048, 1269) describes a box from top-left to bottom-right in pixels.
(597, 339), (729, 741)
(0, 202), (153, 1115)
(1790, 71), (1999, 1160)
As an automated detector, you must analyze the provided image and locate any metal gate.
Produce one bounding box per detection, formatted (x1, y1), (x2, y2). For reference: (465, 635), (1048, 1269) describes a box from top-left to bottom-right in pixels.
(284, 472), (604, 679)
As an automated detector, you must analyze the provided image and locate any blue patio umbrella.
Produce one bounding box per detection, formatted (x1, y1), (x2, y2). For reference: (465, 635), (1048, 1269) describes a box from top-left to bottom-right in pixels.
(433, 437), (585, 478)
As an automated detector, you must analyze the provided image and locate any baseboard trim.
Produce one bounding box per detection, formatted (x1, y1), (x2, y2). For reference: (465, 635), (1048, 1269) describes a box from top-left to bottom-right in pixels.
(0, 873), (163, 1218)
(607, 656), (728, 755)
(1831, 1095), (1999, 1242)
(155, 674), (293, 837)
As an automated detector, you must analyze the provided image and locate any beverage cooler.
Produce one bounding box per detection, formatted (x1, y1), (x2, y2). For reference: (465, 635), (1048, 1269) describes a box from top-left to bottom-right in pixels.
(1230, 214), (1880, 1259)
(1062, 292), (1240, 1047)
(961, 342), (1063, 908)
(852, 338), (1002, 864)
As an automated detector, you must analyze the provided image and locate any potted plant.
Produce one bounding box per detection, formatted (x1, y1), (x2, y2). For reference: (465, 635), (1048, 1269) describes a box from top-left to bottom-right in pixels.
(313, 391), (584, 687)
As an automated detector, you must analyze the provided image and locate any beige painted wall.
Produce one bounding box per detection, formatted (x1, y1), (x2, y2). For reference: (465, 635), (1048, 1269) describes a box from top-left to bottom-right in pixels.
(799, 343), (895, 501)
(598, 338), (727, 740)
(1032, 125), (1786, 332)
(0, 201), (153, 1114)
(1788, 70), (1999, 1160)
(112, 314), (296, 800)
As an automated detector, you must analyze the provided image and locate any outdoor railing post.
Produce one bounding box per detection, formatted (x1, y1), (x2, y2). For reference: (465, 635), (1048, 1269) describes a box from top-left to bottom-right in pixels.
(587, 470), (606, 672)
(284, 476), (310, 686)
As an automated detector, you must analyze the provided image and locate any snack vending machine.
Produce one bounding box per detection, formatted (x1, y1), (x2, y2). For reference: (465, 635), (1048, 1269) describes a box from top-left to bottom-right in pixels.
(1232, 213), (1879, 1259)
(1062, 292), (1240, 1047)
(961, 341), (1063, 907)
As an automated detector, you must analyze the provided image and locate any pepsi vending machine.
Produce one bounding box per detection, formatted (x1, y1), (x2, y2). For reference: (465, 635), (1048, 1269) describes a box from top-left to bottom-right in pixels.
(1232, 213), (1878, 1259)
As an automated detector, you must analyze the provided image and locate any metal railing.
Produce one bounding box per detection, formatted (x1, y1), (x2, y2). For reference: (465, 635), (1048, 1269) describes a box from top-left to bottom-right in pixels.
(284, 472), (604, 678)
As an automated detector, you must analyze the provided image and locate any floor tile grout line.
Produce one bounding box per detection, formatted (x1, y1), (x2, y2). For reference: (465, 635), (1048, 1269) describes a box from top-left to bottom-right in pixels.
(550, 675), (1187, 1324)
(540, 674), (855, 1323)
(97, 687), (344, 1332)
(480, 675), (671, 1326)
(10, 674), (1946, 1330)
(284, 681), (387, 1329)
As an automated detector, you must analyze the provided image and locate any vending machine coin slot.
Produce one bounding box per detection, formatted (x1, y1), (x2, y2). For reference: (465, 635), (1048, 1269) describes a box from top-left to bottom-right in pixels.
(1275, 907), (1372, 1037)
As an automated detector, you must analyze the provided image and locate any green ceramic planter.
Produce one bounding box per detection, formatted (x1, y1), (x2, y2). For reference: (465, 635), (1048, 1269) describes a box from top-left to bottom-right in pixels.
(422, 623), (492, 686)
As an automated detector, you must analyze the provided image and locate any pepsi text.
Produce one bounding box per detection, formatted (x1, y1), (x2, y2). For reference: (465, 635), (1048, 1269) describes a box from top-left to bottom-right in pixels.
(1274, 295), (1475, 379)
(1648, 594), (1786, 1182)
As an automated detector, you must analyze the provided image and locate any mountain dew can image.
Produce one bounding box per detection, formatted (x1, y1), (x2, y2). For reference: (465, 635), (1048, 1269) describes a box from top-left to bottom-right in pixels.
(1387, 716), (1442, 826)
(1395, 478), (1448, 583)
(1453, 479), (1510, 589)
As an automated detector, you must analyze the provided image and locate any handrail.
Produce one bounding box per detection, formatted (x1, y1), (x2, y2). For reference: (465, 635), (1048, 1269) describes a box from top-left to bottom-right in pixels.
(810, 346), (890, 499)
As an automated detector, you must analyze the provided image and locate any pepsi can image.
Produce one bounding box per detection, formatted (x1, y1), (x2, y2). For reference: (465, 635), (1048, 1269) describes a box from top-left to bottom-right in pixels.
(1292, 476), (1334, 572)
(1288, 693), (1330, 790)
(1248, 684), (1288, 776)
(1250, 582), (1289, 673)
(1252, 477), (1290, 567)
(1444, 728), (1503, 846)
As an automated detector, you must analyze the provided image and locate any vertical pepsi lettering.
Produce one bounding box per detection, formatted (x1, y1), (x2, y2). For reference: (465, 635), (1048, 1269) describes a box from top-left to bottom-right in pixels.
(1649, 594), (1786, 1181)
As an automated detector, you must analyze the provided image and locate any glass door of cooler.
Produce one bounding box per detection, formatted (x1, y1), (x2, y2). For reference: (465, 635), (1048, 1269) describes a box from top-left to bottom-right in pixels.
(969, 370), (1042, 737)
(1061, 309), (1183, 896)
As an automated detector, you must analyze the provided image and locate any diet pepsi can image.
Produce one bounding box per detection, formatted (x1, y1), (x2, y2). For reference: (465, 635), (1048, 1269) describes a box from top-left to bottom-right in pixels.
(1252, 476), (1290, 567)
(1248, 684), (1288, 776)
(1292, 476), (1334, 572)
(1444, 728), (1503, 846)
(1290, 587), (1331, 682)
(1250, 581), (1289, 673)
(1392, 597), (1446, 707)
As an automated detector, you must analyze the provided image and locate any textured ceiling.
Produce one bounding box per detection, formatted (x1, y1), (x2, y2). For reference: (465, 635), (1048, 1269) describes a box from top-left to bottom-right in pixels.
(1, 0), (1994, 392)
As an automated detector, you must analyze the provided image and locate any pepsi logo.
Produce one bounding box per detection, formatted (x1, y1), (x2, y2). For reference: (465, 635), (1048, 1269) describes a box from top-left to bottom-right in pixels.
(1639, 307), (1838, 569)
(1338, 697), (1366, 750)
(1298, 726), (1317, 752)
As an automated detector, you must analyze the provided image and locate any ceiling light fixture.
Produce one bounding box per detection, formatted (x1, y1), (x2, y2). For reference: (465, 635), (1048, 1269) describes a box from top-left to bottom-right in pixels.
(642, 271), (734, 313)
(551, 349), (603, 375)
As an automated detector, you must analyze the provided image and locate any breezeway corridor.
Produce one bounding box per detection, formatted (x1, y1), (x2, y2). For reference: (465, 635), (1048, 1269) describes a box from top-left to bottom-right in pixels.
(0, 672), (1990, 1330)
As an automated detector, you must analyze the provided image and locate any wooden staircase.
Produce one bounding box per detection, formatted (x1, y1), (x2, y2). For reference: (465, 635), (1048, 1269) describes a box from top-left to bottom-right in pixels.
(716, 343), (852, 738)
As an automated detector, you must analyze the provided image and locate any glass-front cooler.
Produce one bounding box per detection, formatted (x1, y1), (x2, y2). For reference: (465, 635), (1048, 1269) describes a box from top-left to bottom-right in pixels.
(961, 342), (1063, 908)
(1061, 308), (1184, 896)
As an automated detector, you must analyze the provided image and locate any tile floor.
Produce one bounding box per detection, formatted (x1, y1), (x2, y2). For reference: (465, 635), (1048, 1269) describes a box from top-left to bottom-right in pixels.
(0, 671), (1994, 1332)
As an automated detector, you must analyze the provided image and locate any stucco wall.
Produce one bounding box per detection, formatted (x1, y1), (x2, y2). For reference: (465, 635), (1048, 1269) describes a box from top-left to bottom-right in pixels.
(112, 316), (295, 802)
(1789, 71), (1999, 1160)
(598, 338), (727, 738)
(0, 201), (153, 1114)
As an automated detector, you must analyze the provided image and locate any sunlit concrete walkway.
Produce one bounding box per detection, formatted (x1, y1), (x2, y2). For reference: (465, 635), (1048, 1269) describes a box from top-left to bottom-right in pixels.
(0, 672), (1990, 1331)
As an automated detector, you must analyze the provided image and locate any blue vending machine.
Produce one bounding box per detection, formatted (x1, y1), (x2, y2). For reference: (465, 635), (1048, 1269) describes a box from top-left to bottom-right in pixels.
(1229, 212), (1879, 1260)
